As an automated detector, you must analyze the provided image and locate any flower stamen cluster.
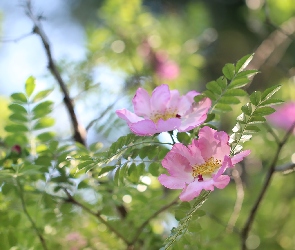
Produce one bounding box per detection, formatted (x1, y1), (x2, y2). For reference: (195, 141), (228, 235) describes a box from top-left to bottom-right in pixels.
(192, 157), (222, 178)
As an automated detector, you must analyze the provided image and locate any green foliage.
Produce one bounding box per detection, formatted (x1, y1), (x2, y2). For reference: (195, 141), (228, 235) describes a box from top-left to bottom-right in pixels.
(163, 191), (210, 250)
(230, 85), (283, 154)
(198, 54), (258, 114)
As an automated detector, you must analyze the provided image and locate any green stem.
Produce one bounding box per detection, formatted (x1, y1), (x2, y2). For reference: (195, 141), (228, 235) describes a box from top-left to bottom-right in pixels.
(16, 179), (48, 250)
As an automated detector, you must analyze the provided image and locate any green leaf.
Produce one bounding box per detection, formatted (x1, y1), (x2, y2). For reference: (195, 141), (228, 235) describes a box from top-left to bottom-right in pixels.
(203, 90), (217, 101)
(224, 89), (247, 96)
(241, 103), (252, 115)
(37, 132), (56, 142)
(175, 202), (191, 221)
(5, 124), (28, 132)
(177, 132), (191, 145)
(215, 103), (232, 112)
(206, 81), (222, 95)
(222, 63), (235, 80)
(216, 76), (227, 89)
(236, 69), (258, 78)
(228, 77), (249, 89)
(244, 125), (260, 133)
(236, 113), (246, 123)
(148, 162), (160, 176)
(187, 221), (202, 232)
(235, 54), (254, 72)
(114, 167), (120, 185)
(205, 113), (215, 123)
(218, 96), (240, 104)
(32, 101), (53, 119)
(11, 93), (27, 103)
(9, 114), (28, 123)
(248, 116), (266, 124)
(33, 117), (55, 130)
(32, 89), (54, 102)
(253, 107), (276, 116)
(194, 94), (206, 103)
(8, 104), (27, 114)
(25, 76), (36, 97)
(261, 85), (281, 101)
(259, 98), (284, 107)
(250, 91), (261, 106)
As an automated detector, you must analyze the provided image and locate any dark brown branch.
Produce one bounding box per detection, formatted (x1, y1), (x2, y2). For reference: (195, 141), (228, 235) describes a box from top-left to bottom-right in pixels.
(128, 197), (179, 247)
(26, 2), (86, 145)
(240, 122), (295, 250)
(63, 189), (130, 246)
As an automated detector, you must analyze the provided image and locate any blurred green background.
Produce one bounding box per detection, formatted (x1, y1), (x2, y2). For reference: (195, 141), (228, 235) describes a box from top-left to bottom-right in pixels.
(1, 0), (295, 249)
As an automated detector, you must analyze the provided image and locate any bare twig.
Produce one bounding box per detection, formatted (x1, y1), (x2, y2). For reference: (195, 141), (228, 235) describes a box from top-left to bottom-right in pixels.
(16, 179), (48, 250)
(63, 189), (130, 246)
(227, 169), (244, 233)
(128, 197), (179, 247)
(240, 122), (295, 250)
(86, 97), (121, 131)
(25, 2), (86, 145)
(0, 32), (33, 43)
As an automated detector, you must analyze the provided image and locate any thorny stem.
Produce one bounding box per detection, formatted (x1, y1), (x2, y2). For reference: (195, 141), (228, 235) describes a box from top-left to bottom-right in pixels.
(240, 122), (295, 250)
(26, 1), (86, 145)
(16, 179), (48, 250)
(63, 189), (130, 246)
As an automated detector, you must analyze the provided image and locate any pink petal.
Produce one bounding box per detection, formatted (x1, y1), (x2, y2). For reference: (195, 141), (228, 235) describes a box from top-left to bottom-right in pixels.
(116, 109), (144, 124)
(132, 88), (151, 118)
(178, 98), (211, 132)
(213, 155), (232, 180)
(161, 152), (193, 177)
(129, 118), (181, 136)
(129, 119), (158, 136)
(150, 84), (170, 114)
(179, 180), (214, 201)
(170, 143), (203, 166)
(177, 91), (198, 116)
(212, 175), (231, 189)
(156, 118), (181, 133)
(267, 102), (295, 132)
(158, 174), (188, 189)
(197, 126), (230, 161)
(166, 90), (180, 111)
(231, 150), (251, 165)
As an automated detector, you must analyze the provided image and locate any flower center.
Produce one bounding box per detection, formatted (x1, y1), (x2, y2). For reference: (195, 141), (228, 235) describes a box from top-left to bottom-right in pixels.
(151, 111), (181, 123)
(192, 157), (222, 180)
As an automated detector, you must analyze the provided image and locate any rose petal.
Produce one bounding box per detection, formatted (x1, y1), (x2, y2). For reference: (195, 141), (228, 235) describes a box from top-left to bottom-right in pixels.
(213, 155), (232, 180)
(231, 150), (251, 165)
(158, 174), (189, 189)
(129, 120), (158, 136)
(150, 84), (170, 114)
(156, 118), (182, 133)
(161, 152), (193, 176)
(116, 109), (144, 124)
(170, 143), (203, 166)
(132, 88), (151, 118)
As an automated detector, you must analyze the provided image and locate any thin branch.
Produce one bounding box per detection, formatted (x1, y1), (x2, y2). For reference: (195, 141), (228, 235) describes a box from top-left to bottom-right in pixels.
(63, 189), (130, 246)
(25, 2), (86, 145)
(86, 97), (120, 131)
(240, 122), (295, 250)
(128, 197), (179, 247)
(16, 179), (48, 250)
(0, 32), (33, 43)
(227, 169), (244, 233)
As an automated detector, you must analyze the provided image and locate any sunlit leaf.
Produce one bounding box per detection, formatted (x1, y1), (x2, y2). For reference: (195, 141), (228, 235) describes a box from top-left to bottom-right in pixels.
(25, 76), (36, 97)
(11, 93), (27, 103)
(33, 117), (55, 130)
(222, 63), (235, 80)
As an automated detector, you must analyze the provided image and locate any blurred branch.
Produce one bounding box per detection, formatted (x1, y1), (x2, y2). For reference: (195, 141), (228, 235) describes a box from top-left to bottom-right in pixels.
(0, 32), (33, 43)
(63, 189), (130, 246)
(275, 162), (295, 174)
(86, 97), (120, 131)
(240, 122), (295, 250)
(25, 1), (86, 145)
(128, 197), (179, 248)
(227, 168), (244, 233)
(16, 179), (48, 250)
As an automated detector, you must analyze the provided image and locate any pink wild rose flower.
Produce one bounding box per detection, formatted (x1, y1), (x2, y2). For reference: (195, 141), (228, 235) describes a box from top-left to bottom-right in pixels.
(158, 126), (251, 201)
(267, 101), (295, 133)
(116, 84), (211, 136)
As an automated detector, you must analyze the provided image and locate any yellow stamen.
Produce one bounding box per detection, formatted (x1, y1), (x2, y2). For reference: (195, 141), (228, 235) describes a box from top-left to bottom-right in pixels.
(150, 109), (180, 123)
(192, 157), (222, 177)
